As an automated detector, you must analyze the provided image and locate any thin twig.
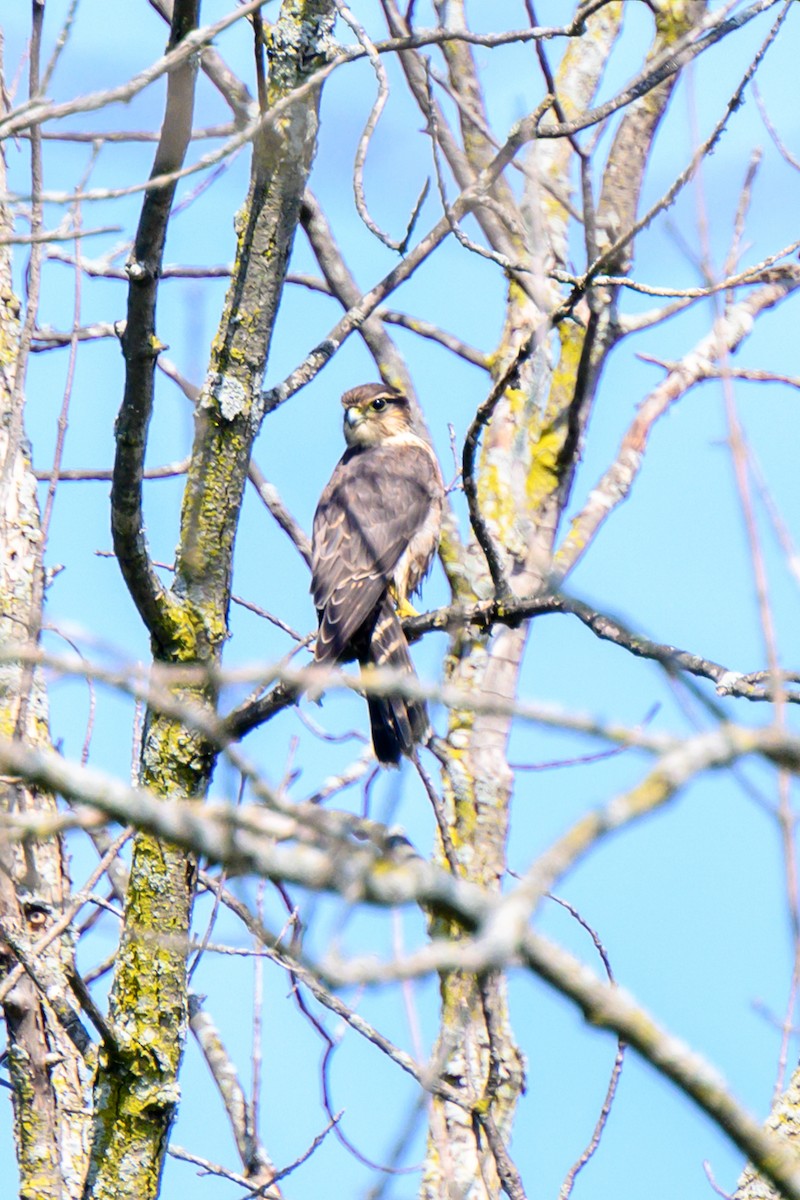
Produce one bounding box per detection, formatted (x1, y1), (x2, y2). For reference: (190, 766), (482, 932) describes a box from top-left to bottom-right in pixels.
(550, 896), (626, 1199)
(338, 3), (425, 253)
(0, 223), (120, 247)
(412, 751), (459, 874)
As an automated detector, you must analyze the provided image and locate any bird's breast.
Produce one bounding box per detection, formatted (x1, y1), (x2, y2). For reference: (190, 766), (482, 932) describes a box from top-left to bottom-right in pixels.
(392, 495), (442, 601)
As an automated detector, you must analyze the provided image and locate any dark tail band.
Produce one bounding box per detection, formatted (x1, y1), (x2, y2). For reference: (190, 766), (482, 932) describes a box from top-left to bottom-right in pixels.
(363, 598), (430, 766)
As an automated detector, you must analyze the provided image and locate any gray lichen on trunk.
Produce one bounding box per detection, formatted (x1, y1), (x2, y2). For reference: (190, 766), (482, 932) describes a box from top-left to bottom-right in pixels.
(0, 132), (94, 1200)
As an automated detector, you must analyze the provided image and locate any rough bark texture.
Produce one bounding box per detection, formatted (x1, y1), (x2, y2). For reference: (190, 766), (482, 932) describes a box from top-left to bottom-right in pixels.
(423, 4), (709, 1196)
(735, 1064), (800, 1200)
(4, 2), (793, 1197)
(0, 139), (93, 1200)
(85, 3), (336, 1198)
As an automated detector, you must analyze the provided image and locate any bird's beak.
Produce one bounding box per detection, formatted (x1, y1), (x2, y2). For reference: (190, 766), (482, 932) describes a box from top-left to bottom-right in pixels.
(344, 406), (362, 429)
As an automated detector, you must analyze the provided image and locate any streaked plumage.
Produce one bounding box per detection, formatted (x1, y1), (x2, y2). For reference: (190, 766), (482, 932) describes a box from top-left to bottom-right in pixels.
(311, 384), (443, 765)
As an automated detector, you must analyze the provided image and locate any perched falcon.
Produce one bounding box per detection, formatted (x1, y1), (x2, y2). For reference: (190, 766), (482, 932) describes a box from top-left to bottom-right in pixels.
(311, 384), (444, 765)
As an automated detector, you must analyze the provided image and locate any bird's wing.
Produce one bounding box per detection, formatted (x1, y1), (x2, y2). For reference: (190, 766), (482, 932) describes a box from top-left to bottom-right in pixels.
(311, 441), (439, 661)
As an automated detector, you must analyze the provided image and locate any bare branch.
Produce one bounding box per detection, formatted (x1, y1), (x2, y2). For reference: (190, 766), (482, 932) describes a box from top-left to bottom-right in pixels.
(578, 0), (793, 297)
(44, 248), (233, 278)
(0, 223), (120, 247)
(554, 269), (800, 583)
(553, 897), (625, 1200)
(522, 927), (800, 1200)
(5, 730), (800, 1197)
(339, 3), (419, 252)
(188, 994), (281, 1193)
(34, 459), (188, 482)
(754, 81), (800, 172)
(247, 459), (311, 566)
(0, 0), (267, 140)
(555, 236), (800, 300)
(379, 309), (488, 368)
(146, 0), (255, 126)
(110, 1), (200, 651)
(27, 123), (237, 142)
(299, 189), (418, 399)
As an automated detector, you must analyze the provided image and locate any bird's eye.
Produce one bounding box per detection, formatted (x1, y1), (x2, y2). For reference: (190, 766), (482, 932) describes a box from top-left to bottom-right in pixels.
(371, 397), (387, 412)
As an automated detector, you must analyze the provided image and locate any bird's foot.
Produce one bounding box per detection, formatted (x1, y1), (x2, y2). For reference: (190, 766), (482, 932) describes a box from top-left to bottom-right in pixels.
(389, 584), (419, 618)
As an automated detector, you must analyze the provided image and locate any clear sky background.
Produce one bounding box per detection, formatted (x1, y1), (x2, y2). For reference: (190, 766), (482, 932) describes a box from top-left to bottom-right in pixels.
(3, 2), (800, 1197)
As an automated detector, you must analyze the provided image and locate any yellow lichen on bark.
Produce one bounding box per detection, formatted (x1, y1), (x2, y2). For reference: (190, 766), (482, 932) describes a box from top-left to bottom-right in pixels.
(86, 4), (337, 1198)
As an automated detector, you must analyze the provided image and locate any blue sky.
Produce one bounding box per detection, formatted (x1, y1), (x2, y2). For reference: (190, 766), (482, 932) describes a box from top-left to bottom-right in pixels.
(4, 2), (800, 1196)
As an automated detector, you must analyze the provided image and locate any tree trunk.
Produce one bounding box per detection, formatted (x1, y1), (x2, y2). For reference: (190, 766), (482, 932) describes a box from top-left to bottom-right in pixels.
(84, 3), (337, 1197)
(0, 134), (94, 1200)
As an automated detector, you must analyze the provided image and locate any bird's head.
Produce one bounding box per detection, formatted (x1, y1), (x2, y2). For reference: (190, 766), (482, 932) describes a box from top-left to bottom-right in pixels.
(341, 384), (412, 448)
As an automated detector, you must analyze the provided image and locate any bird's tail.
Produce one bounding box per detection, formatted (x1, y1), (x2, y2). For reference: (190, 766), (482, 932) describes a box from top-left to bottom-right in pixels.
(362, 597), (430, 766)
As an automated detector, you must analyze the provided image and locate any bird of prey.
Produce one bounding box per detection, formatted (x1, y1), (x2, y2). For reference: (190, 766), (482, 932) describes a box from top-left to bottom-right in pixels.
(311, 384), (444, 765)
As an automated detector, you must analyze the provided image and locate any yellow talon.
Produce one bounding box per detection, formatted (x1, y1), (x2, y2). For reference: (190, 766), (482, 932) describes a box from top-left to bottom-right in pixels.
(389, 585), (418, 619)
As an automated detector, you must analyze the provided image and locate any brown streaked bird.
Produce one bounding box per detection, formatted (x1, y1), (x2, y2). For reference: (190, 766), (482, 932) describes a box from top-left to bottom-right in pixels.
(311, 384), (444, 766)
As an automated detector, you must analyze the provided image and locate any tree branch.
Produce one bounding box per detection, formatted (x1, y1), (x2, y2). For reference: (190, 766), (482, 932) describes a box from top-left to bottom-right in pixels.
(554, 268), (800, 583)
(110, 0), (199, 653)
(4, 729), (800, 1197)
